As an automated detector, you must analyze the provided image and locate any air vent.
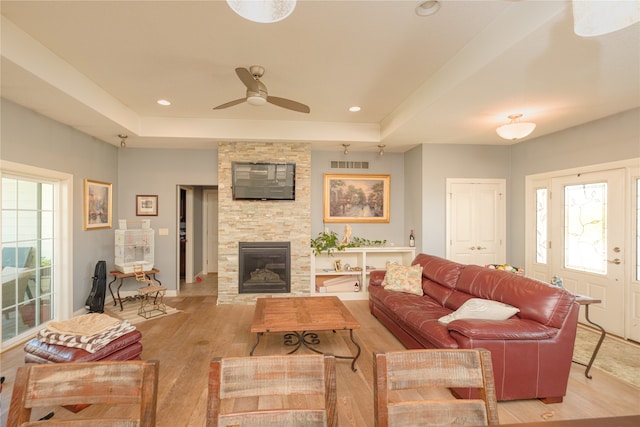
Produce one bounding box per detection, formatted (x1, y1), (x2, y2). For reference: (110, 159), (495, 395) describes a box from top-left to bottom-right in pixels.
(330, 161), (370, 169)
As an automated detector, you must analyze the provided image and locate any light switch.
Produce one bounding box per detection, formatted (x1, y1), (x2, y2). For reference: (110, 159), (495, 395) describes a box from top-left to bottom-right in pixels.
(158, 228), (169, 236)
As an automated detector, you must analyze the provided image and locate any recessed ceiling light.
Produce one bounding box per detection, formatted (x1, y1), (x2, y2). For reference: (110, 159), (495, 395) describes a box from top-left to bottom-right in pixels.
(415, 1), (440, 17)
(349, 106), (361, 112)
(157, 99), (171, 106)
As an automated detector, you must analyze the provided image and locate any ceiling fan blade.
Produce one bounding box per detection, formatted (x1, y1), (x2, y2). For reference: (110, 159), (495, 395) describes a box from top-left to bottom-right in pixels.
(235, 67), (259, 92)
(267, 96), (310, 114)
(213, 98), (246, 110)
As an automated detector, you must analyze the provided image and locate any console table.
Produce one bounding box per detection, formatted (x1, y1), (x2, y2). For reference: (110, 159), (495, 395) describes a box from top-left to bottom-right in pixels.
(573, 294), (606, 379)
(108, 269), (162, 311)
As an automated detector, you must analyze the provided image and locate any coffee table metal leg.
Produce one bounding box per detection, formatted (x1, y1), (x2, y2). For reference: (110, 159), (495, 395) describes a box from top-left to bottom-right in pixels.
(280, 329), (361, 372)
(250, 332), (263, 356)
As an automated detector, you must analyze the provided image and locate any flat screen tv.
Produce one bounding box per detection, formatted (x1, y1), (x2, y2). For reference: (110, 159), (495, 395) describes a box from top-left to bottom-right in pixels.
(232, 162), (296, 201)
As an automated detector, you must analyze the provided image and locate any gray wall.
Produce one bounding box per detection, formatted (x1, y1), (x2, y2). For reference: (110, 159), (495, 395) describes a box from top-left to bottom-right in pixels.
(509, 108), (640, 266)
(2, 97), (638, 311)
(418, 144), (512, 258)
(1, 99), (118, 310)
(310, 150), (407, 247)
(404, 144), (423, 253)
(117, 148), (218, 292)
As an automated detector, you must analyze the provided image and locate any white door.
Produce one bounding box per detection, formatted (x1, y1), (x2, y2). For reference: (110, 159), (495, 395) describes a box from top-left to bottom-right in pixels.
(550, 169), (626, 336)
(205, 189), (218, 273)
(627, 171), (639, 342)
(446, 179), (506, 266)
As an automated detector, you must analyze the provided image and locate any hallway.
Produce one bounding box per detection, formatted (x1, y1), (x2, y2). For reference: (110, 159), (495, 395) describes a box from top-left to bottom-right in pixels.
(179, 273), (217, 297)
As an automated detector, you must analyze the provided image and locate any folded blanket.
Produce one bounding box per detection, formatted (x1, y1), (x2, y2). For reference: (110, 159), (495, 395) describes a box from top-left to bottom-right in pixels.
(46, 313), (121, 336)
(37, 320), (135, 353)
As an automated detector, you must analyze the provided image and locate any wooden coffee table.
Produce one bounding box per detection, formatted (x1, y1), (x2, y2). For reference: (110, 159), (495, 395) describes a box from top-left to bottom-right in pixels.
(250, 296), (362, 371)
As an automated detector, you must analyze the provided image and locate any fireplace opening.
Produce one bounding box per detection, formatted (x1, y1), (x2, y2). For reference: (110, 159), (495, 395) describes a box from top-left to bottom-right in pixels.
(238, 242), (290, 294)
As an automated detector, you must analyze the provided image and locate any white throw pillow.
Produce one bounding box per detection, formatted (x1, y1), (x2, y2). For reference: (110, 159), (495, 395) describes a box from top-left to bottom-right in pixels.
(438, 298), (519, 324)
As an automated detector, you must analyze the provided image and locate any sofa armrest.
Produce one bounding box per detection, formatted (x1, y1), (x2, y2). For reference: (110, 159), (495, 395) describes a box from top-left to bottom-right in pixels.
(448, 318), (559, 340)
(369, 270), (386, 286)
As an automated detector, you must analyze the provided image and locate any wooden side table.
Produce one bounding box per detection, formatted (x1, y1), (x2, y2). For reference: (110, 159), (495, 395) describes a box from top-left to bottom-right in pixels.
(108, 269), (162, 311)
(573, 294), (606, 379)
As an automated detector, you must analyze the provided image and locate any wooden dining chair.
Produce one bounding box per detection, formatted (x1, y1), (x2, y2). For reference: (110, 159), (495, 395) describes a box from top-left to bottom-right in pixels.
(374, 348), (499, 426)
(7, 359), (159, 427)
(207, 354), (337, 427)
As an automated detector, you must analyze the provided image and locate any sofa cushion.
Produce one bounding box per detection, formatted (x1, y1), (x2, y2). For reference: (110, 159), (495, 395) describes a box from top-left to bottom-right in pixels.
(455, 265), (576, 327)
(382, 262), (423, 295)
(438, 298), (520, 324)
(412, 254), (465, 305)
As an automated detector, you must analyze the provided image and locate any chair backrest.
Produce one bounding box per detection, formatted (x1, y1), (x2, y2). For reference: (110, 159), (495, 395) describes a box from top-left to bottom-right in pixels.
(207, 354), (337, 427)
(374, 348), (499, 427)
(7, 360), (159, 427)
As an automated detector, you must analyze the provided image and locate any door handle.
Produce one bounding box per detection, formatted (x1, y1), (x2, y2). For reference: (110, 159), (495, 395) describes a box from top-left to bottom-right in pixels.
(607, 258), (621, 265)
(476, 246), (486, 250)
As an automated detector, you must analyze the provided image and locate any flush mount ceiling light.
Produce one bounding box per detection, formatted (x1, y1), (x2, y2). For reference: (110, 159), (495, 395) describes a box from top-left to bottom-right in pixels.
(157, 99), (171, 106)
(378, 144), (386, 156)
(415, 0), (441, 17)
(496, 114), (536, 141)
(227, 0), (296, 23)
(118, 134), (128, 148)
(573, 0), (640, 37)
(342, 144), (350, 155)
(349, 106), (361, 112)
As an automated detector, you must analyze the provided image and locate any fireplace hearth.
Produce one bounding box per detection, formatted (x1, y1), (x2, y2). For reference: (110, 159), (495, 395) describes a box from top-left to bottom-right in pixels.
(238, 242), (290, 294)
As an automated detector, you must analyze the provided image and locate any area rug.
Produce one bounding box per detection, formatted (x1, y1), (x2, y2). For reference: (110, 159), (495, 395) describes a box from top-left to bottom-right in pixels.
(104, 299), (181, 325)
(573, 324), (640, 388)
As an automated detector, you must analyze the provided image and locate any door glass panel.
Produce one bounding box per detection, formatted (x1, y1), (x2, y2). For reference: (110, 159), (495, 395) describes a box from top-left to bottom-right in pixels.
(564, 182), (607, 274)
(636, 178), (639, 281)
(2, 177), (55, 342)
(536, 188), (548, 264)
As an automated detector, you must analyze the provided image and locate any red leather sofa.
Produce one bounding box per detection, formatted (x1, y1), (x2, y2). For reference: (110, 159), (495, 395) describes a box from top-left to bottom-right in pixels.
(369, 253), (579, 402)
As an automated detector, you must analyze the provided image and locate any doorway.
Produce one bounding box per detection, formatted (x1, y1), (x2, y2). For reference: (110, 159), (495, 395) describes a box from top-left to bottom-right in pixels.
(177, 185), (218, 296)
(550, 169), (626, 336)
(525, 159), (639, 341)
(446, 179), (506, 265)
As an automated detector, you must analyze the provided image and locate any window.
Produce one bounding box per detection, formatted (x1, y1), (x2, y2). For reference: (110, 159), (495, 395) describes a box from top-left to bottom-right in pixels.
(563, 182), (607, 275)
(536, 188), (548, 264)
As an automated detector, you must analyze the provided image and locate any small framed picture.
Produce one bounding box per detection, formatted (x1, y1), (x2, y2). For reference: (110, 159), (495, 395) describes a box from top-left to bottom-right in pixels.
(334, 259), (343, 272)
(136, 195), (158, 216)
(84, 179), (112, 230)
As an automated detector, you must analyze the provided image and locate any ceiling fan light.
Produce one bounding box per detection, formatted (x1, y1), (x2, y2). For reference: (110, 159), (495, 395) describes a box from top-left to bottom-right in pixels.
(227, 0), (296, 24)
(496, 120), (536, 141)
(573, 0), (640, 37)
(247, 94), (267, 106)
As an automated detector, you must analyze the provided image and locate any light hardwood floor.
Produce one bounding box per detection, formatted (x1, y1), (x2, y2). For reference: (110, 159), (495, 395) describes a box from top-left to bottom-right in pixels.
(2, 295), (639, 426)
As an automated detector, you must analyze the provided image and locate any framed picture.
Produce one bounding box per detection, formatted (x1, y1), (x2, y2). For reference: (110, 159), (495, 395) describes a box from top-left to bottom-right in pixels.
(323, 174), (390, 223)
(84, 179), (112, 230)
(136, 195), (158, 216)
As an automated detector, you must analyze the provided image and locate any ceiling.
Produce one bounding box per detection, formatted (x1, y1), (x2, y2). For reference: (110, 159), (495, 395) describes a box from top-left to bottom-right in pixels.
(1, 1), (639, 152)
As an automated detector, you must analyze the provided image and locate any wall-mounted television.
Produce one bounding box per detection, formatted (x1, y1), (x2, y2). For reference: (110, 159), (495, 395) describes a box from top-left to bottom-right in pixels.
(232, 162), (296, 201)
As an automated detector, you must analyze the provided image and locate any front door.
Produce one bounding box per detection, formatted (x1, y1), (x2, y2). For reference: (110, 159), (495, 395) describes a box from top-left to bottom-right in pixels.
(550, 169), (626, 336)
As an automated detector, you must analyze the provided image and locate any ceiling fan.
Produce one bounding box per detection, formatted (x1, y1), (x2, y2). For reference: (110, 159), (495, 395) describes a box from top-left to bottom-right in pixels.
(213, 66), (310, 114)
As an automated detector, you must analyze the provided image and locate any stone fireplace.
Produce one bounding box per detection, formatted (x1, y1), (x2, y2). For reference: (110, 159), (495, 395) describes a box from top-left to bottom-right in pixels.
(217, 141), (311, 304)
(238, 242), (290, 293)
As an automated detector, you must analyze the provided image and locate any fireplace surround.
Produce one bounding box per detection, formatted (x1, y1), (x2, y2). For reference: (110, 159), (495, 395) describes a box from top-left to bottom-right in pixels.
(238, 242), (291, 294)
